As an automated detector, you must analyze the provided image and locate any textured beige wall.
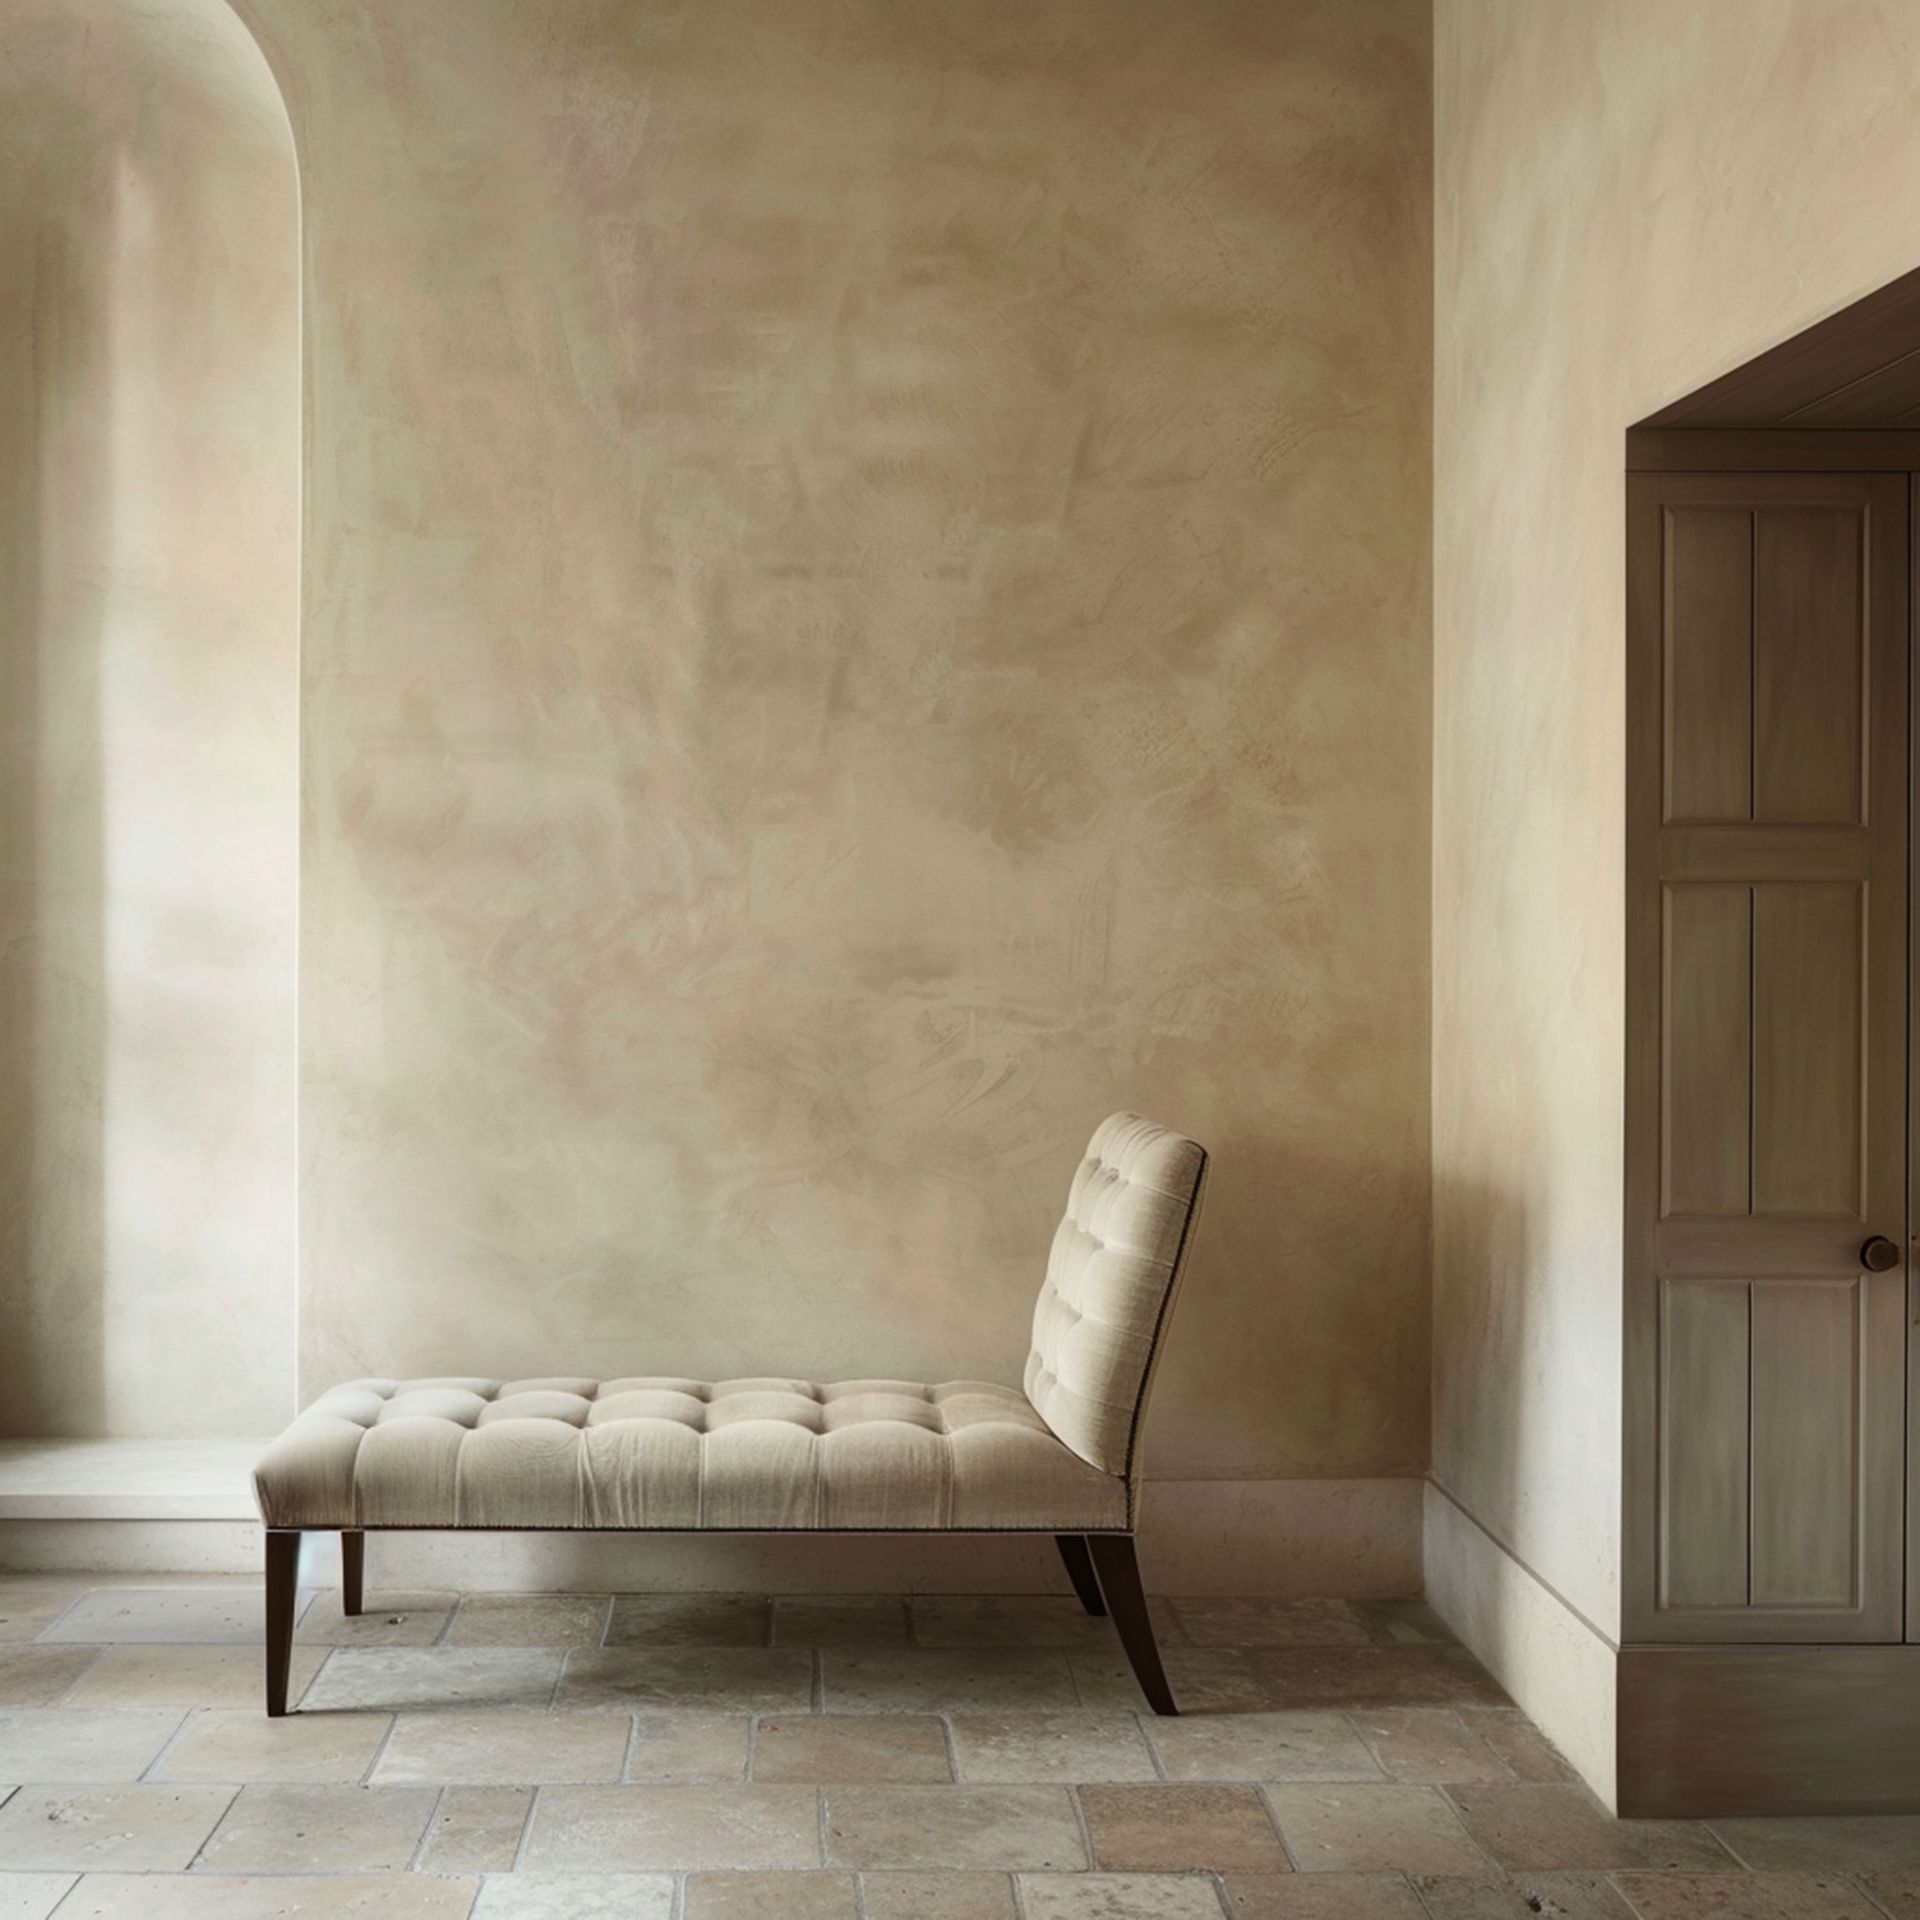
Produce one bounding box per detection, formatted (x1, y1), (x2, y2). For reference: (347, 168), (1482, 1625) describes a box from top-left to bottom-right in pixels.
(236, 0), (1433, 1482)
(0, 0), (299, 1436)
(1433, 0), (1920, 1641)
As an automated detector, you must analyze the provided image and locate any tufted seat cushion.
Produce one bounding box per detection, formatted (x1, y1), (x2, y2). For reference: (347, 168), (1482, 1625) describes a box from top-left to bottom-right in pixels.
(252, 1375), (1127, 1532)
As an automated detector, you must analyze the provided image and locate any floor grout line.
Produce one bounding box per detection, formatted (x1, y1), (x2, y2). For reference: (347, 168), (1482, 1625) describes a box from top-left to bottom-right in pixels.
(405, 1784), (449, 1872)
(361, 1707), (403, 1785)
(133, 1703), (197, 1784)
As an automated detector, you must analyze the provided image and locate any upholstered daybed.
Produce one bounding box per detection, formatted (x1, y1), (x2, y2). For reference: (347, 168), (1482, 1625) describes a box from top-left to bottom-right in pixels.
(253, 1112), (1208, 1715)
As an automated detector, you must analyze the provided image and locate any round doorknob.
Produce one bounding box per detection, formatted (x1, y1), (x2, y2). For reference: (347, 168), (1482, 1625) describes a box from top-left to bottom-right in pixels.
(1860, 1235), (1902, 1272)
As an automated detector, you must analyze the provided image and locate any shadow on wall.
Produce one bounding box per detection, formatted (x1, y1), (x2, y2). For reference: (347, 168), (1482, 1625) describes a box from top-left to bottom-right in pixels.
(1431, 1160), (1555, 1636)
(1, 81), (106, 1436)
(0, 0), (300, 1439)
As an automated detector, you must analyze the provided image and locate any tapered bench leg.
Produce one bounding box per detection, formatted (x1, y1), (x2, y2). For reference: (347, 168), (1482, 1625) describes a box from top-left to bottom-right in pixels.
(341, 1530), (365, 1617)
(1055, 1535), (1107, 1617)
(1086, 1533), (1175, 1715)
(265, 1529), (299, 1717)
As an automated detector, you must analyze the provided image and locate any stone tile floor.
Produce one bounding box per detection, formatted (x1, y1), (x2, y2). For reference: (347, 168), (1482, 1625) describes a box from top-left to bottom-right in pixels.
(0, 1576), (1916, 1916)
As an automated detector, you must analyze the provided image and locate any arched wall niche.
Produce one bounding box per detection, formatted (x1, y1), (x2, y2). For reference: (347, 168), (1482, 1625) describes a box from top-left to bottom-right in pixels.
(0, 0), (300, 1436)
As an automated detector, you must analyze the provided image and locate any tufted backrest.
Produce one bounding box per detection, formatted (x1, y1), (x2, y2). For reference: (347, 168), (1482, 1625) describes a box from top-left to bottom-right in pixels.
(1024, 1112), (1208, 1486)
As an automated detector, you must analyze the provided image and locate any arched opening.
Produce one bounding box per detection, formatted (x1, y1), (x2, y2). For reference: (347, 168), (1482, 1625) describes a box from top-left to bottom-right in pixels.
(0, 0), (299, 1439)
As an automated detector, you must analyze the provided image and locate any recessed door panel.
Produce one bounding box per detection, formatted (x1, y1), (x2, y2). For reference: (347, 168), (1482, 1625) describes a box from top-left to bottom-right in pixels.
(1664, 508), (1754, 823)
(1752, 883), (1865, 1217)
(1658, 1278), (1750, 1610)
(1751, 1279), (1862, 1608)
(1626, 470), (1907, 1646)
(1754, 507), (1864, 824)
(1661, 884), (1752, 1218)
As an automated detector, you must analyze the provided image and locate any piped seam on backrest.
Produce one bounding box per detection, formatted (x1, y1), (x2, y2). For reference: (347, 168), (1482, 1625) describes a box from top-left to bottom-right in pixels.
(1118, 1147), (1209, 1515)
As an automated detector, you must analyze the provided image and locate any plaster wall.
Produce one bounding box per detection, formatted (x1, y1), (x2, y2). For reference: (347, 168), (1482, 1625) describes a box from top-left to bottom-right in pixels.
(0, 0), (300, 1436)
(1432, 0), (1920, 1791)
(238, 0), (1434, 1496)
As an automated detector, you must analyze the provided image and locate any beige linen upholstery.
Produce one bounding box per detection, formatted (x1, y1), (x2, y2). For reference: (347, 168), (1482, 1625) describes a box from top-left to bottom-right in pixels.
(1024, 1112), (1208, 1484)
(253, 1112), (1204, 1537)
(253, 1377), (1125, 1532)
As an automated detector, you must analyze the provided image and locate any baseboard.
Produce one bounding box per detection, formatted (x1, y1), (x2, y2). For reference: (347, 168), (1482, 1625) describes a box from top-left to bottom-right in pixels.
(0, 1520), (265, 1573)
(1619, 1644), (1920, 1817)
(1423, 1480), (1618, 1808)
(0, 1474), (1423, 1596)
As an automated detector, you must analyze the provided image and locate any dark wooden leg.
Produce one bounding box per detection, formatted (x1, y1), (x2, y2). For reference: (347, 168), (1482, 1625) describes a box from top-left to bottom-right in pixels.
(265, 1529), (299, 1717)
(1086, 1533), (1176, 1715)
(341, 1530), (365, 1617)
(1055, 1534), (1107, 1617)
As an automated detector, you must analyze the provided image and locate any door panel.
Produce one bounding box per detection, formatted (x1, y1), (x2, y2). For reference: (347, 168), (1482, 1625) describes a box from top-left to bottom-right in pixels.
(1625, 470), (1908, 1645)
(1665, 508), (1754, 822)
(1751, 883), (1864, 1217)
(1658, 1278), (1750, 1609)
(1754, 507), (1864, 822)
(1750, 1279), (1862, 1608)
(1661, 884), (1750, 1216)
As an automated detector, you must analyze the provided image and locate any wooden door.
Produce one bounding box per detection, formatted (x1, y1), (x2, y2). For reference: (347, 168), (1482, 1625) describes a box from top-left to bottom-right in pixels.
(1625, 470), (1908, 1644)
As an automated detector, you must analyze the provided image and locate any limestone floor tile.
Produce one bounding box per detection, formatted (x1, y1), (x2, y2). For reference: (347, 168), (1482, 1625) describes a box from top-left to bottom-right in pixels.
(470, 1873), (674, 1919)
(1264, 1784), (1487, 1874)
(295, 1592), (456, 1649)
(50, 1873), (479, 1917)
(1456, 1710), (1577, 1784)
(1018, 1872), (1231, 1918)
(64, 1644), (327, 1710)
(1174, 1599), (1371, 1650)
(1146, 1711), (1384, 1784)
(0, 1784), (236, 1870)
(39, 1589), (300, 1647)
(521, 1784), (821, 1870)
(772, 1596), (910, 1646)
(1865, 1873), (1920, 1917)
(948, 1711), (1156, 1783)
(1349, 1709), (1516, 1784)
(557, 1648), (812, 1713)
(373, 1708), (630, 1784)
(446, 1593), (611, 1648)
(1069, 1649), (1265, 1714)
(0, 1643), (98, 1707)
(1246, 1649), (1508, 1712)
(1223, 1871), (1429, 1916)
(0, 1708), (185, 1782)
(194, 1783), (439, 1872)
(751, 1713), (952, 1783)
(1409, 1873), (1634, 1918)
(911, 1596), (1121, 1648)
(150, 1706), (394, 1784)
(606, 1593), (772, 1647)
(683, 1869), (860, 1917)
(415, 1785), (532, 1871)
(0, 1874), (76, 1920)
(628, 1711), (753, 1780)
(1608, 1871), (1886, 1918)
(823, 1784), (1088, 1870)
(859, 1871), (1019, 1918)
(0, 1580), (93, 1641)
(300, 1647), (563, 1712)
(1709, 1814), (1920, 1872)
(822, 1648), (1078, 1713)
(1349, 1601), (1459, 1647)
(1080, 1783), (1289, 1872)
(1446, 1784), (1735, 1872)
